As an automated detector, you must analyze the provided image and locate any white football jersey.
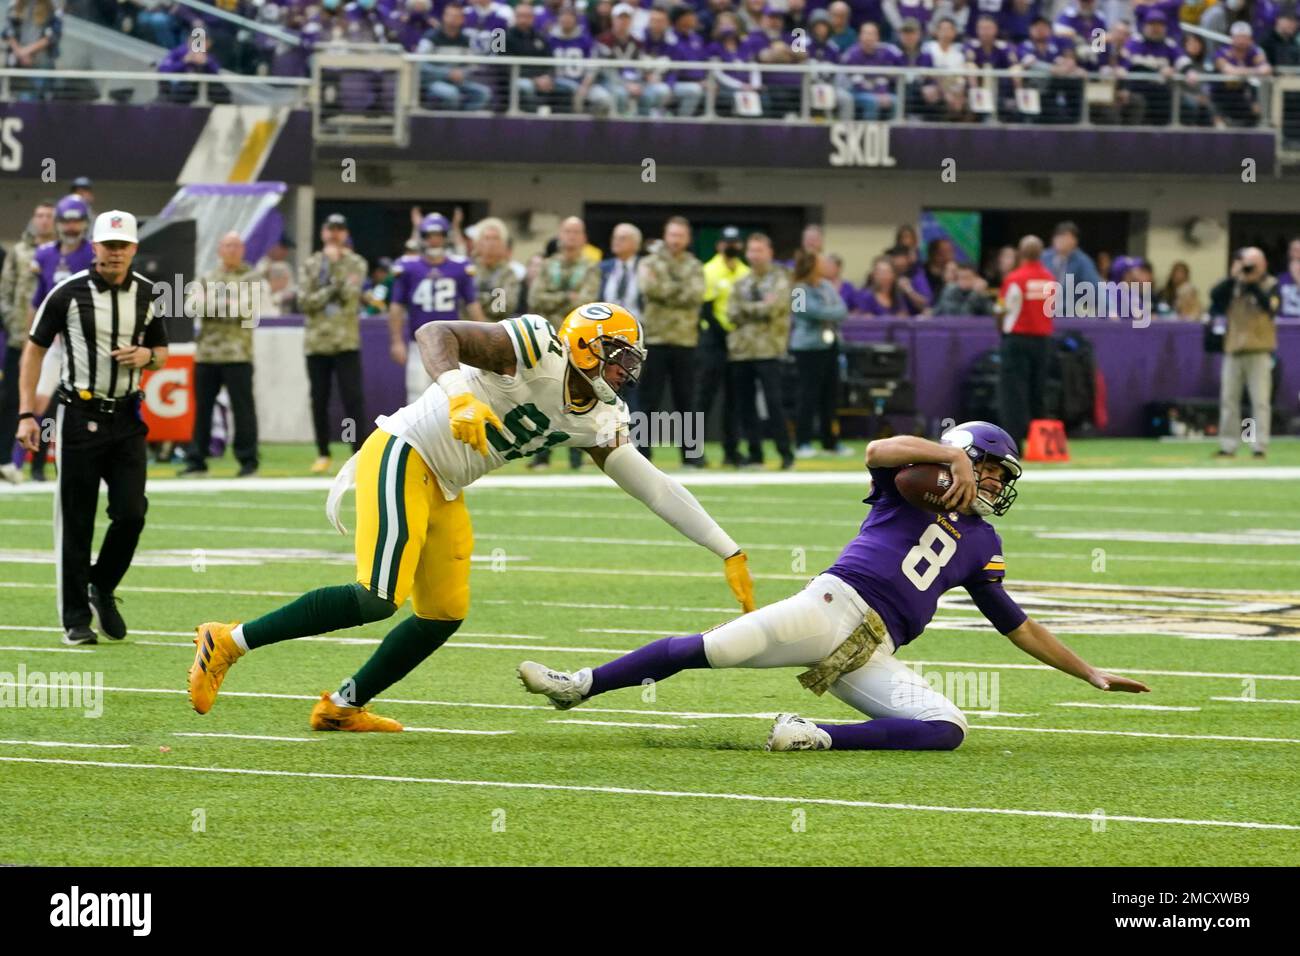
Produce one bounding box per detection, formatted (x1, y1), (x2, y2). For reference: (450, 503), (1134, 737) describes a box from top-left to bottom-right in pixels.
(376, 315), (630, 500)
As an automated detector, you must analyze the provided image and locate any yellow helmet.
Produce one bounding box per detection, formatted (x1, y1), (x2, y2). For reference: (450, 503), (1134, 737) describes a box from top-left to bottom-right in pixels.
(557, 302), (646, 405)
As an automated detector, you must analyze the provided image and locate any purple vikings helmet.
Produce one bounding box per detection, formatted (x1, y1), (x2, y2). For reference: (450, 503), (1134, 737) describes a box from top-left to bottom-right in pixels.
(54, 196), (90, 240)
(420, 213), (451, 259)
(940, 420), (1022, 517)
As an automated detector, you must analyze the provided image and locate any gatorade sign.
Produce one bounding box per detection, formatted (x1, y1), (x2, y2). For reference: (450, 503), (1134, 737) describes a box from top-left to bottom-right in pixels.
(140, 343), (195, 442)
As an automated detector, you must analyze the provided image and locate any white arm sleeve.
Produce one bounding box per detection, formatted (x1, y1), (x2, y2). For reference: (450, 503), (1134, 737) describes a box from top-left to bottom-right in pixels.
(602, 443), (739, 559)
(1001, 283), (1024, 335)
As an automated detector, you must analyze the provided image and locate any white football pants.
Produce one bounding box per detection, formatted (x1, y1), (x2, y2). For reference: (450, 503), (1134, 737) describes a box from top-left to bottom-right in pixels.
(701, 573), (968, 731)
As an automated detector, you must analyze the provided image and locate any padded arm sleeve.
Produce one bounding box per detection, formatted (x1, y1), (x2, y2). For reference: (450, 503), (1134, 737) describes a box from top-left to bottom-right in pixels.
(602, 443), (739, 559)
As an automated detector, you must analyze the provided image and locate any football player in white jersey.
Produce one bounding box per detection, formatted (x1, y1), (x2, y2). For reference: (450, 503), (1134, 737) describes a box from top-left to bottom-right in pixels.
(187, 302), (756, 731)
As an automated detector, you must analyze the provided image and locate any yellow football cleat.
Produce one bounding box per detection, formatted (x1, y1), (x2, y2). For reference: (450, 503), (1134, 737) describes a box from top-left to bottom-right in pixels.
(310, 456), (332, 474)
(188, 622), (245, 715)
(309, 692), (403, 732)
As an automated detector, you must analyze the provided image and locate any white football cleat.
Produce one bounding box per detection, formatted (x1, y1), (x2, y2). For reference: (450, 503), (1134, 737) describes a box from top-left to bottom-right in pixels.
(0, 464), (22, 485)
(765, 713), (832, 752)
(518, 660), (592, 710)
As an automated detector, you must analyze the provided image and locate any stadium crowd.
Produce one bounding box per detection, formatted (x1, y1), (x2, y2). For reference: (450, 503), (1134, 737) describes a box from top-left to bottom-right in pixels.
(5, 0), (1289, 123)
(3, 188), (1279, 485)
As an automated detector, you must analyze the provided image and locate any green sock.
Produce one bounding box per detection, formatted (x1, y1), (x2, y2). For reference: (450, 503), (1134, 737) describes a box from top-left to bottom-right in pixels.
(340, 616), (461, 706)
(243, 583), (394, 649)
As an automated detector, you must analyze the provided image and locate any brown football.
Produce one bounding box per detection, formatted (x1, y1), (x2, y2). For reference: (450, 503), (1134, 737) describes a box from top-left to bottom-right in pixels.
(894, 463), (955, 514)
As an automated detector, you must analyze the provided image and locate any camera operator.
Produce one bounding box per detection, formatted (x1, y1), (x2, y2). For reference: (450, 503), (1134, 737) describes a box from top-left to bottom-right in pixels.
(1208, 246), (1279, 458)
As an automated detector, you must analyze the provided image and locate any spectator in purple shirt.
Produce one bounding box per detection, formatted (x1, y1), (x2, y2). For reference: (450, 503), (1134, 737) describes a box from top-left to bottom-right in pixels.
(463, 0), (514, 53)
(668, 5), (708, 116)
(387, 0), (438, 51)
(1212, 20), (1272, 126)
(1020, 14), (1086, 123)
(892, 16), (936, 119)
(710, 15), (761, 115)
(1274, 238), (1300, 319)
(841, 21), (901, 118)
(1053, 0), (1107, 73)
(157, 31), (227, 104)
(744, 6), (803, 116)
(965, 14), (1018, 119)
(854, 256), (917, 316)
(886, 243), (932, 312)
(807, 9), (856, 118)
(1118, 11), (1187, 125)
(549, 4), (602, 114)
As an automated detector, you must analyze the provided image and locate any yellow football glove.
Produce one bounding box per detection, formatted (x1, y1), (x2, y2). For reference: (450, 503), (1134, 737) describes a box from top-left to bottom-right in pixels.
(448, 392), (503, 457)
(724, 550), (755, 613)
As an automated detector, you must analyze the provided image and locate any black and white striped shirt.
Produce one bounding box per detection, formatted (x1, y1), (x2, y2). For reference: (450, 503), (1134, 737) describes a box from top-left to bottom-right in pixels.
(28, 269), (168, 399)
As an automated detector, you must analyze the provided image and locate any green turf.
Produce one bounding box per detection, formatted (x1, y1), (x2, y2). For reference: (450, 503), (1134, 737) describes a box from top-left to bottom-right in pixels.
(129, 434), (1300, 481)
(1, 439), (1298, 866)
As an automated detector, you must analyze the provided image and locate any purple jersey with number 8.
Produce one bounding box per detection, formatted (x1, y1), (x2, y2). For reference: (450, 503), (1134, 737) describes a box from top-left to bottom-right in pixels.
(825, 466), (1017, 647)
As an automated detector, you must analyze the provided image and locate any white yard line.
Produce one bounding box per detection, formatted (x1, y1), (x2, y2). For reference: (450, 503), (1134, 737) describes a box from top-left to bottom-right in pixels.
(2, 755), (1295, 831)
(973, 725), (1300, 744)
(552, 719), (685, 730)
(1211, 696), (1300, 705)
(0, 643), (94, 653)
(172, 732), (319, 742)
(0, 739), (130, 749)
(402, 727), (515, 735)
(1053, 702), (1202, 712)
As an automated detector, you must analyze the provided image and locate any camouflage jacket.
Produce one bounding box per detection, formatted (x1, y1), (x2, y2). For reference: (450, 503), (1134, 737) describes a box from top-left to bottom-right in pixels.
(727, 266), (792, 361)
(526, 254), (601, 329)
(195, 262), (267, 364)
(474, 257), (524, 322)
(638, 249), (706, 347)
(298, 248), (368, 355)
(0, 233), (41, 345)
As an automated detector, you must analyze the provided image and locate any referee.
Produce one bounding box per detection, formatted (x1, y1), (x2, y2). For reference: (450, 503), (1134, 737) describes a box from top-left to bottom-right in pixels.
(16, 210), (169, 645)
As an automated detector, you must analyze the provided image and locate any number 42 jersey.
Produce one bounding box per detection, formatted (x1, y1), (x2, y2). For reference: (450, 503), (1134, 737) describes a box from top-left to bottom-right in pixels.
(376, 315), (630, 500)
(825, 466), (1026, 648)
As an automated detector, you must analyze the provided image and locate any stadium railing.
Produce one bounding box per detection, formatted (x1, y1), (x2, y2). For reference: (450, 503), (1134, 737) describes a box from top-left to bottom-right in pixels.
(0, 67), (311, 108)
(394, 53), (1274, 130)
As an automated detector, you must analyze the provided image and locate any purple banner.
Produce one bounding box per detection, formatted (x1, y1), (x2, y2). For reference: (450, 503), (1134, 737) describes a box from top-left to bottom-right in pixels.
(324, 116), (1277, 175)
(0, 103), (311, 184)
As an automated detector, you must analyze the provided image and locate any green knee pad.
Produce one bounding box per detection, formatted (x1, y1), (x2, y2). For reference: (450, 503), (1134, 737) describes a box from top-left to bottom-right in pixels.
(349, 582), (399, 624)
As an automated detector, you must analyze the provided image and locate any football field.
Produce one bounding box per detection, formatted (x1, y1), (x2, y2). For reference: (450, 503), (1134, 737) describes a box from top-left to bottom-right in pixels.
(2, 440), (1298, 867)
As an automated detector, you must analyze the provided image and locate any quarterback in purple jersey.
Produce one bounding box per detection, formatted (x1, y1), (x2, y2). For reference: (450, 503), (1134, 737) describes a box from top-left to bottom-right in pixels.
(520, 421), (1149, 752)
(389, 212), (486, 403)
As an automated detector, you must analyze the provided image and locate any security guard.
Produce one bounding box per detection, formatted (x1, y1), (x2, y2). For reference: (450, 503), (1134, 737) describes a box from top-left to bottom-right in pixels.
(17, 210), (169, 645)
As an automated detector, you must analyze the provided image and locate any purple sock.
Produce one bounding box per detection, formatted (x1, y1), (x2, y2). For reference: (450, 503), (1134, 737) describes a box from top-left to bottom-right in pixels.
(587, 634), (708, 697)
(817, 718), (965, 751)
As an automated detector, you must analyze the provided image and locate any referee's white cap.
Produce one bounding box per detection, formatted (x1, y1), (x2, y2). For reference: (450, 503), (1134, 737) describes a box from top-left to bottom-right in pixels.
(92, 210), (138, 244)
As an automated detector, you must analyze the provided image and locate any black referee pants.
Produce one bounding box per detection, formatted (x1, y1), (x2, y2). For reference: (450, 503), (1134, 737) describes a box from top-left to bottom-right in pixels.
(0, 344), (20, 463)
(999, 333), (1051, 453)
(307, 350), (365, 458)
(55, 399), (149, 629)
(187, 361), (259, 469)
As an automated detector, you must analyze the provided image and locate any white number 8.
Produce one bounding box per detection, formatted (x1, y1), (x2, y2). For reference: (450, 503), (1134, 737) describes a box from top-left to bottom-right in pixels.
(901, 524), (957, 591)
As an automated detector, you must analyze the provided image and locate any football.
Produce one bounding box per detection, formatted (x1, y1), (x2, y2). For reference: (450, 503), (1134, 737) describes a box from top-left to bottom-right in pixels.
(895, 462), (955, 514)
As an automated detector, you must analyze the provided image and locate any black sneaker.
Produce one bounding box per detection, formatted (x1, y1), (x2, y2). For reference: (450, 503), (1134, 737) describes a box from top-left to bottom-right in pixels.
(62, 624), (97, 646)
(780, 454), (796, 471)
(30, 466), (47, 483)
(1252, 449), (1267, 459)
(1214, 450), (1235, 459)
(88, 584), (127, 640)
(237, 462), (259, 477)
(178, 461), (208, 476)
